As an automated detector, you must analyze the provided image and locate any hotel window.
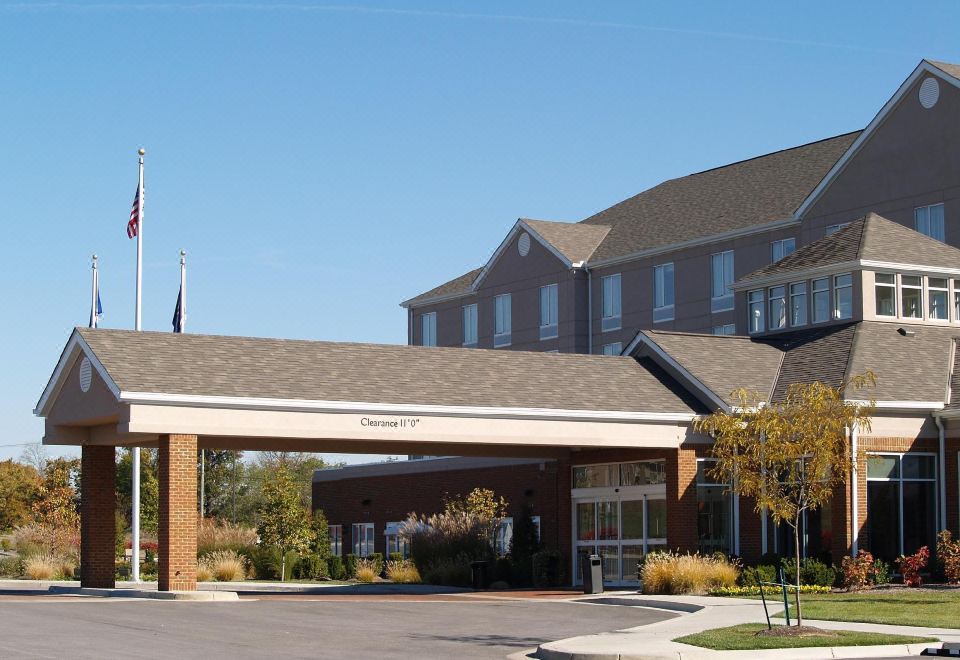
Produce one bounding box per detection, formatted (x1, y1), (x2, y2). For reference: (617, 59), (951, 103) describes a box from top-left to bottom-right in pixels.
(901, 275), (922, 319)
(539, 284), (559, 340)
(462, 303), (478, 346)
(713, 324), (736, 336)
(812, 278), (830, 323)
(874, 273), (896, 317)
(384, 522), (410, 559)
(825, 222), (849, 236)
(771, 238), (796, 262)
(495, 518), (514, 557)
(601, 342), (622, 356)
(768, 285), (786, 330)
(710, 251), (735, 312)
(329, 525), (343, 557)
(696, 459), (733, 555)
(748, 290), (764, 334)
(929, 277), (949, 320)
(653, 263), (675, 322)
(833, 274), (853, 320)
(352, 522), (375, 558)
(420, 312), (436, 347)
(915, 203), (945, 242)
(790, 282), (807, 326)
(601, 274), (622, 331)
(955, 279), (960, 321)
(867, 453), (938, 562)
(494, 293), (512, 347)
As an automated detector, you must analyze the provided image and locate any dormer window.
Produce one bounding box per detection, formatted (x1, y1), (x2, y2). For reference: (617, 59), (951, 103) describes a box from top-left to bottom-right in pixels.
(875, 273), (896, 317)
(928, 278), (949, 320)
(901, 275), (922, 319)
(768, 286), (786, 330)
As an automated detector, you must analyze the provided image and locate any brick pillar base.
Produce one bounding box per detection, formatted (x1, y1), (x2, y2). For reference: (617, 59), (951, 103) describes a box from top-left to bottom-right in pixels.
(158, 434), (198, 591)
(81, 445), (117, 588)
(666, 446), (698, 553)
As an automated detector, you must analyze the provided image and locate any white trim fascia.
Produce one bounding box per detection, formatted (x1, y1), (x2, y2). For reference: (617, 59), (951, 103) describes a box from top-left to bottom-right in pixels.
(585, 217), (800, 269)
(847, 399), (944, 411)
(732, 261), (860, 291)
(119, 391), (696, 423)
(946, 339), (957, 406)
(34, 331), (122, 416)
(623, 333), (731, 413)
(796, 60), (960, 219)
(858, 259), (960, 277)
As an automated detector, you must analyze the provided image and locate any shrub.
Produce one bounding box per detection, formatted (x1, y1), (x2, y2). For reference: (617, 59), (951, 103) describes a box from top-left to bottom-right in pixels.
(709, 585), (831, 596)
(367, 552), (384, 576)
(327, 556), (346, 581)
(201, 550), (249, 582)
(738, 564), (777, 587)
(872, 558), (892, 586)
(0, 555), (22, 577)
(13, 523), (79, 558)
(532, 549), (563, 587)
(422, 555), (472, 587)
(345, 554), (358, 579)
(841, 549), (875, 590)
(640, 551), (738, 595)
(293, 554), (329, 580)
(388, 552), (404, 563)
(896, 546), (929, 587)
(386, 559), (421, 584)
(936, 530), (960, 584)
(197, 519), (258, 557)
(248, 546), (296, 580)
(354, 558), (378, 583)
(782, 558), (836, 587)
(24, 553), (60, 580)
(1, 538), (11, 551)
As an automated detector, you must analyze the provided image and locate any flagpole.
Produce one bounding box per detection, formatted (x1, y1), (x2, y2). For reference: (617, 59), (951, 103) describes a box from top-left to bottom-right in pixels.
(180, 249), (202, 516)
(90, 255), (98, 328)
(132, 147), (145, 584)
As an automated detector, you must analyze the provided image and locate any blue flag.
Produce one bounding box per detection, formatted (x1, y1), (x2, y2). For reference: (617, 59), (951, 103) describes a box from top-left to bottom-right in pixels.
(172, 286), (183, 333)
(89, 290), (102, 328)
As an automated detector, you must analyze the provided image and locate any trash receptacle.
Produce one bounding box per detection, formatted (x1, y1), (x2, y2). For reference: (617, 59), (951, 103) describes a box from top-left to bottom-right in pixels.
(470, 561), (488, 590)
(581, 554), (603, 594)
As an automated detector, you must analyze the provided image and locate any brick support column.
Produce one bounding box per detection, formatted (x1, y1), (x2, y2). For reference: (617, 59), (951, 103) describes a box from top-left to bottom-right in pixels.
(81, 445), (116, 588)
(666, 446), (698, 553)
(158, 434), (198, 591)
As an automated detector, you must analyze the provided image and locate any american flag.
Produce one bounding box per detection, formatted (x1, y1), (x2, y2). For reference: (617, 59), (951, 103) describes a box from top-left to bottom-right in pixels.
(127, 186), (140, 238)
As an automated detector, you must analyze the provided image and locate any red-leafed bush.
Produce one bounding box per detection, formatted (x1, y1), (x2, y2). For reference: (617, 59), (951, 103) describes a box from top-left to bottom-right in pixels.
(936, 530), (960, 584)
(896, 546), (929, 587)
(840, 549), (874, 590)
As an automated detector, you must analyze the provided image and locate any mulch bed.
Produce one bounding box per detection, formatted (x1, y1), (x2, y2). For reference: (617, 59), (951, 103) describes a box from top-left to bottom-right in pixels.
(756, 626), (838, 638)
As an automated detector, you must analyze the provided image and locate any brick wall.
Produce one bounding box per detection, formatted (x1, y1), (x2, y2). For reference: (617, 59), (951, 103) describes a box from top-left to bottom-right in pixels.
(158, 434), (198, 591)
(80, 445), (116, 588)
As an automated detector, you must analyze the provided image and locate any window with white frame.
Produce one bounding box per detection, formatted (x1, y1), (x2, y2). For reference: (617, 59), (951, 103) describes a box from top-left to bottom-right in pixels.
(420, 312), (436, 347)
(874, 273), (896, 317)
(696, 459), (734, 555)
(915, 203), (945, 242)
(748, 290), (764, 334)
(771, 238), (796, 262)
(494, 293), (512, 347)
(901, 275), (922, 319)
(601, 274), (622, 331)
(955, 279), (960, 321)
(462, 303), (478, 346)
(812, 277), (830, 323)
(833, 273), (853, 320)
(866, 453), (938, 562)
(495, 517), (514, 557)
(601, 342), (622, 356)
(929, 277), (949, 320)
(710, 251), (735, 312)
(790, 282), (807, 326)
(825, 222), (849, 236)
(384, 522), (410, 559)
(539, 284), (559, 339)
(329, 524), (343, 557)
(352, 522), (375, 557)
(768, 285), (786, 330)
(653, 263), (675, 322)
(713, 324), (736, 336)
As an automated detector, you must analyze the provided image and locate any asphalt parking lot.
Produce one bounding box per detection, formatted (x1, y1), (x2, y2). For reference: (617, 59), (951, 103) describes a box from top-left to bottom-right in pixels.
(0, 592), (676, 659)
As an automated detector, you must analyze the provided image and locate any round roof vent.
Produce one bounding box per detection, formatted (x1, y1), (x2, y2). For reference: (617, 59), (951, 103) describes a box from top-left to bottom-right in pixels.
(79, 357), (92, 393)
(518, 232), (531, 257)
(919, 77), (940, 109)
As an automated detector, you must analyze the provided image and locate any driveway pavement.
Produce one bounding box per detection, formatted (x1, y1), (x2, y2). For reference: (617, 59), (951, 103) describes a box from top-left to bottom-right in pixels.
(0, 591), (675, 659)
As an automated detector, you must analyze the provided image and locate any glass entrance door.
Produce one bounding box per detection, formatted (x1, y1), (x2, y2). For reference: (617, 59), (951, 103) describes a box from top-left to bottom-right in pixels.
(574, 494), (666, 586)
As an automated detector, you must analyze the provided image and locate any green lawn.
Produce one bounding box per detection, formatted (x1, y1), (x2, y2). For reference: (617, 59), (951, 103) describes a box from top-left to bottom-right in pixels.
(674, 623), (934, 651)
(772, 590), (960, 629)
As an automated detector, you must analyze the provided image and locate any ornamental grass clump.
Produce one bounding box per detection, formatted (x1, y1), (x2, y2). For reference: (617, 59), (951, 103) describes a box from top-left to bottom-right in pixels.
(354, 558), (378, 583)
(23, 553), (61, 580)
(196, 518), (258, 556)
(386, 560), (421, 584)
(196, 560), (214, 583)
(201, 550), (249, 582)
(641, 552), (738, 595)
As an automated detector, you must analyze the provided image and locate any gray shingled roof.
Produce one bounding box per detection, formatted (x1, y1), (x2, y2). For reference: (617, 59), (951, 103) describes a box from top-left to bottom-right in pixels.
(403, 267), (482, 306)
(928, 60), (960, 80)
(738, 213), (960, 284)
(74, 327), (700, 414)
(771, 324), (857, 401)
(580, 132), (860, 263)
(522, 219), (610, 264)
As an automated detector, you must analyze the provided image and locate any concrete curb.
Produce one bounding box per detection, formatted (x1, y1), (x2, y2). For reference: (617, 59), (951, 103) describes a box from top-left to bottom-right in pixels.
(531, 642), (934, 660)
(48, 586), (239, 601)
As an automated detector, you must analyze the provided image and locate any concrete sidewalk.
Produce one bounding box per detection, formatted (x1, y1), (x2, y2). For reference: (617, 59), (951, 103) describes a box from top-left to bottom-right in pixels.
(524, 594), (959, 660)
(0, 578), (468, 595)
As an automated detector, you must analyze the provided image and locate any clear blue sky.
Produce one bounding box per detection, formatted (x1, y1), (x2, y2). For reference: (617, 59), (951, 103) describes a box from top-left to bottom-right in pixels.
(2, 1), (959, 463)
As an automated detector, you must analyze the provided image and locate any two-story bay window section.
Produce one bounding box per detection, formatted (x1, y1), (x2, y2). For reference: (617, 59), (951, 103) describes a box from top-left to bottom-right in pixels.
(901, 275), (922, 319)
(748, 290), (765, 334)
(833, 274), (853, 320)
(494, 294), (512, 347)
(771, 238), (796, 262)
(915, 203), (945, 242)
(812, 278), (830, 323)
(929, 278), (949, 320)
(874, 273), (896, 317)
(653, 263), (674, 323)
(420, 312), (437, 347)
(601, 274), (622, 332)
(790, 282), (807, 326)
(539, 284), (559, 340)
(955, 280), (960, 321)
(768, 286), (786, 330)
(601, 342), (623, 356)
(710, 251), (734, 313)
(462, 303), (478, 347)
